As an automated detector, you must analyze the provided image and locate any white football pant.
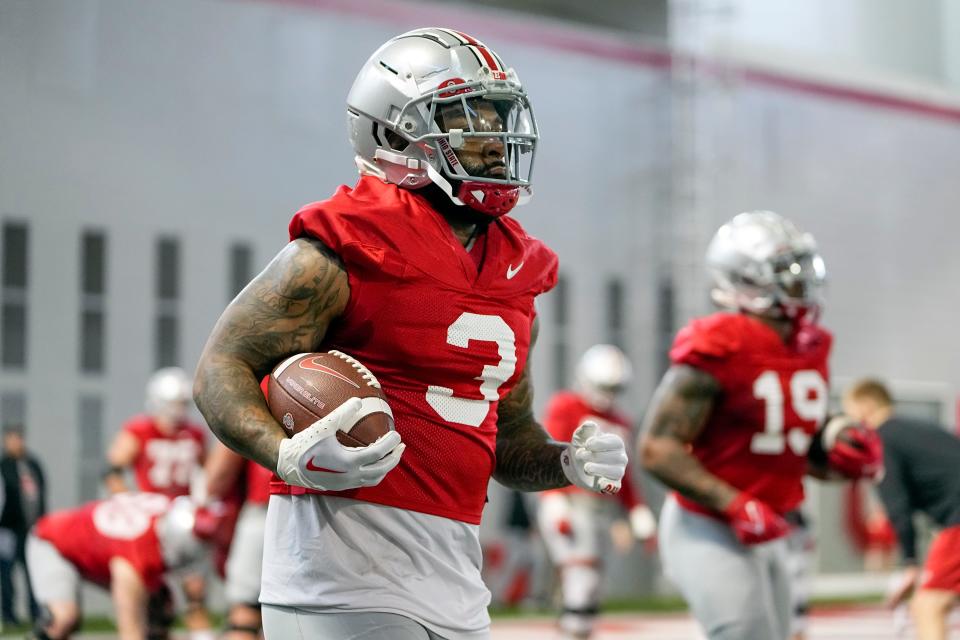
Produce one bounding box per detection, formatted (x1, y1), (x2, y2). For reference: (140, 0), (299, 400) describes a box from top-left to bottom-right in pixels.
(659, 495), (792, 640)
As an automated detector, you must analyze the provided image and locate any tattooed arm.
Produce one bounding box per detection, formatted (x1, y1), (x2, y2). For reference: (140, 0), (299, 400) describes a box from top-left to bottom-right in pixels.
(639, 364), (738, 512)
(493, 319), (569, 491)
(194, 238), (349, 472)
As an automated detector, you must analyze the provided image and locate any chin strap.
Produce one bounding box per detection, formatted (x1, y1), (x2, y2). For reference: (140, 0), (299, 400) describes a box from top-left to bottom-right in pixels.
(425, 163), (525, 218)
(456, 181), (520, 217)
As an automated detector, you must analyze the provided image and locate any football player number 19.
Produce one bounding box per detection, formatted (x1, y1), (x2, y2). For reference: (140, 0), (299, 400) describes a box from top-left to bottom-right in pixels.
(426, 313), (518, 427)
(751, 370), (827, 455)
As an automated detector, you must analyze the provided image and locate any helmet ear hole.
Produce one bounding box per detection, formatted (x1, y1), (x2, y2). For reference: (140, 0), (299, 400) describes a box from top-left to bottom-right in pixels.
(384, 129), (409, 152)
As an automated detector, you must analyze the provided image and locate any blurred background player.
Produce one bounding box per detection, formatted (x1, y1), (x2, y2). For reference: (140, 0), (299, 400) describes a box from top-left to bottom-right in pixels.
(105, 368), (205, 498)
(205, 440), (272, 639)
(843, 378), (960, 640)
(844, 480), (898, 572)
(482, 490), (541, 610)
(104, 367), (212, 639)
(538, 344), (656, 639)
(25, 492), (224, 640)
(0, 423), (46, 627)
(194, 27), (628, 640)
(639, 211), (883, 640)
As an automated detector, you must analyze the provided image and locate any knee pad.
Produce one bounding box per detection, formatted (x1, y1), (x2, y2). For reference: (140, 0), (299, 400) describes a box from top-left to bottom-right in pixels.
(560, 563), (602, 611)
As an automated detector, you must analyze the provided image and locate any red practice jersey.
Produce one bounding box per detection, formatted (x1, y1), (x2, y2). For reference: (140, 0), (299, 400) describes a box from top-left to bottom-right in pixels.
(670, 313), (832, 517)
(541, 391), (643, 509)
(34, 493), (171, 591)
(271, 176), (558, 524)
(245, 459), (272, 505)
(123, 415), (205, 497)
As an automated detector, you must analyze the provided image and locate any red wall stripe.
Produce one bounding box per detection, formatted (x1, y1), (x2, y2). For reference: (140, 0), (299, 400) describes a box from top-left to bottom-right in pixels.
(240, 0), (960, 124)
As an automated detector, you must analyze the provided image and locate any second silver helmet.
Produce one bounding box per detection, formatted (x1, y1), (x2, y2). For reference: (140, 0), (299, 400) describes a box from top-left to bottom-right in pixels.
(706, 211), (826, 320)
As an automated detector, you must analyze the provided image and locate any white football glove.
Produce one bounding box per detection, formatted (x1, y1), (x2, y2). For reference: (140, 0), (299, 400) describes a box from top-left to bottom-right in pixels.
(560, 421), (627, 495)
(276, 398), (405, 492)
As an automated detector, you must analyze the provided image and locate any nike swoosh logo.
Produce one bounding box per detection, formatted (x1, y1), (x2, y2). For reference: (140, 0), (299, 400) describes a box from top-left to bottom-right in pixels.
(305, 460), (343, 474)
(298, 358), (360, 388)
(506, 262), (524, 279)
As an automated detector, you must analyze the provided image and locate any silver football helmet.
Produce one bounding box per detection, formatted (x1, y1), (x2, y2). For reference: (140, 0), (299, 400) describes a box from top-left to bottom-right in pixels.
(346, 28), (538, 217)
(145, 367), (192, 424)
(706, 211), (826, 320)
(156, 496), (208, 570)
(576, 344), (632, 412)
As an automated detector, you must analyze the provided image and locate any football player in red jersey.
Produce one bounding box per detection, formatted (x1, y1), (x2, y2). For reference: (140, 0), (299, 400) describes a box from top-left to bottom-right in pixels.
(25, 492), (223, 640)
(205, 441), (272, 639)
(537, 344), (655, 639)
(194, 28), (628, 640)
(105, 368), (206, 498)
(105, 368), (213, 639)
(639, 211), (883, 640)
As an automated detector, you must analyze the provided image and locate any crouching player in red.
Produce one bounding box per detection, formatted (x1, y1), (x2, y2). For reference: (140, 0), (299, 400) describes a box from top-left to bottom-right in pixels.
(538, 344), (655, 639)
(639, 211), (883, 640)
(25, 493), (224, 640)
(104, 368), (212, 637)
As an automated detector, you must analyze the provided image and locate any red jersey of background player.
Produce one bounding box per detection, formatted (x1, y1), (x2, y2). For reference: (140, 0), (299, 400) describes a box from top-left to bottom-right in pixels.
(541, 391), (643, 510)
(670, 312), (831, 517)
(123, 415), (205, 497)
(269, 175), (558, 525)
(34, 493), (173, 591)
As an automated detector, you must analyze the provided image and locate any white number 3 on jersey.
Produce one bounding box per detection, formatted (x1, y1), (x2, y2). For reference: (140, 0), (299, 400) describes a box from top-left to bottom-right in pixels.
(426, 313), (518, 428)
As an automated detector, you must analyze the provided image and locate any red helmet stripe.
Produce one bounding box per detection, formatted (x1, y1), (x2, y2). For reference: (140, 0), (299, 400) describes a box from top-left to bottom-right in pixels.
(453, 30), (501, 72)
(470, 44), (501, 72)
(431, 28), (466, 47)
(436, 28), (468, 45)
(452, 29), (479, 45)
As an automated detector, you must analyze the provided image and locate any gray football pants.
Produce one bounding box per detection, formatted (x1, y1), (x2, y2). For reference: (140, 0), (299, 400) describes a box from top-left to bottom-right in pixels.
(659, 496), (792, 640)
(262, 605), (450, 640)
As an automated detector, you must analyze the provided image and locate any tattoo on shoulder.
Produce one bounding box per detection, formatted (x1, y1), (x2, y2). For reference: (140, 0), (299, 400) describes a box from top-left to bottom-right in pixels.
(193, 238), (351, 469)
(223, 238), (350, 376)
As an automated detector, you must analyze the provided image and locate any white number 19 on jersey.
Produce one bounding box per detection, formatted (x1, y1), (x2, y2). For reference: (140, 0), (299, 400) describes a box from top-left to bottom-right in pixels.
(751, 370), (827, 455)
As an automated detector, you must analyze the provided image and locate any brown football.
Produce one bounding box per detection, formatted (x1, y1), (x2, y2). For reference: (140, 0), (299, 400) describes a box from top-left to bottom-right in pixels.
(266, 350), (394, 447)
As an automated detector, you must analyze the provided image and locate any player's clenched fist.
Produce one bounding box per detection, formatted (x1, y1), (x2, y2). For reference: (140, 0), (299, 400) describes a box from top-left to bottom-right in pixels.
(561, 421), (628, 495)
(723, 492), (790, 545)
(821, 415), (884, 481)
(277, 398), (405, 492)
